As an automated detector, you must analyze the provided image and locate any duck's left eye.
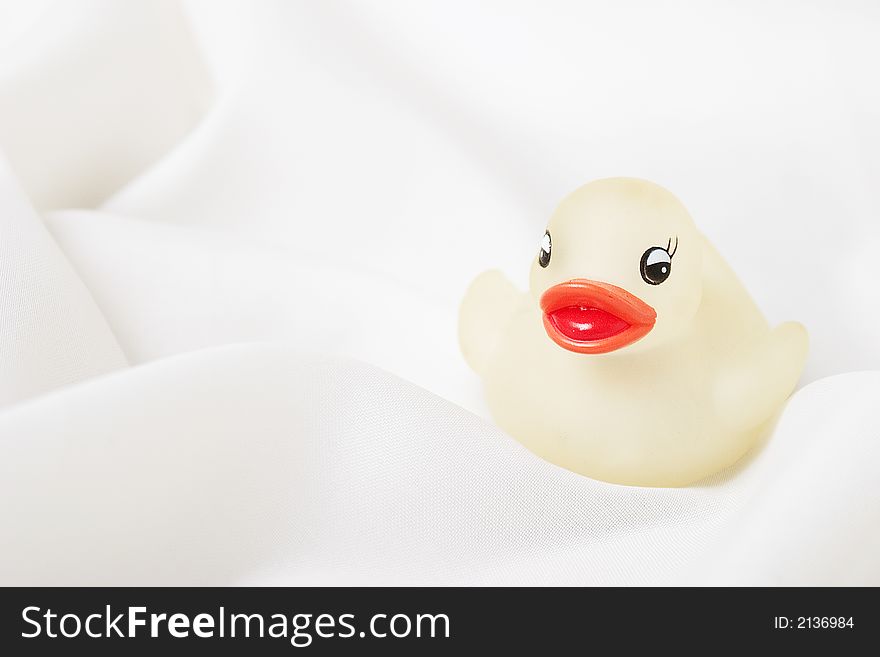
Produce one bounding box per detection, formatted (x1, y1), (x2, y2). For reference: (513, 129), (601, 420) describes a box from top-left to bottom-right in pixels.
(640, 246), (672, 285)
(538, 230), (551, 268)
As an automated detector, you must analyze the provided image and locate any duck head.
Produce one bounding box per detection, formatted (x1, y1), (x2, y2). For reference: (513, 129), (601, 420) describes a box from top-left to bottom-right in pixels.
(530, 178), (703, 355)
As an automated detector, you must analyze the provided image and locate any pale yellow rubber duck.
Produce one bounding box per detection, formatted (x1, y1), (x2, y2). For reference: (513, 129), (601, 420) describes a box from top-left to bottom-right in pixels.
(459, 178), (808, 486)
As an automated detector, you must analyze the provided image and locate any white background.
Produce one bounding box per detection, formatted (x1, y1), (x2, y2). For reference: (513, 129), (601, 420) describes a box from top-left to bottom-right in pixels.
(0, 0), (878, 584)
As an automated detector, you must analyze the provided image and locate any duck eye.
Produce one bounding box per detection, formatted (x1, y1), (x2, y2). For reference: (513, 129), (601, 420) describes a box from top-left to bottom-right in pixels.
(538, 230), (551, 268)
(640, 246), (672, 285)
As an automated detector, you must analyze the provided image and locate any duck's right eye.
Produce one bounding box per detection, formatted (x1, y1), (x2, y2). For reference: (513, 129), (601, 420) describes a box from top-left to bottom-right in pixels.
(538, 230), (551, 268)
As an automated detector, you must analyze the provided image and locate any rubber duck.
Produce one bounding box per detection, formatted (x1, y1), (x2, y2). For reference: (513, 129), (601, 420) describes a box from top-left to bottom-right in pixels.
(459, 178), (808, 486)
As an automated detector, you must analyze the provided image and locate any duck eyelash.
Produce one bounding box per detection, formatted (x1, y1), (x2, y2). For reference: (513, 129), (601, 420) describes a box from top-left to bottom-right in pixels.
(666, 236), (679, 258)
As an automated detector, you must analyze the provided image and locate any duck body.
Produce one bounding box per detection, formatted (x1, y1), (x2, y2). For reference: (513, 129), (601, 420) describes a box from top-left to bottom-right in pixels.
(460, 178), (807, 487)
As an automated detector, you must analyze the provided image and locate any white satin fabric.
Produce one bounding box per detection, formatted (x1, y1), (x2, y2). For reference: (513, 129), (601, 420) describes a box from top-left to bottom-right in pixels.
(1, 0), (878, 585)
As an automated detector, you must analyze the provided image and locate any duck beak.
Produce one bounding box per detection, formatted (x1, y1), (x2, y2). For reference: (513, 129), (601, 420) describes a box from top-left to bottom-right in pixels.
(540, 279), (656, 354)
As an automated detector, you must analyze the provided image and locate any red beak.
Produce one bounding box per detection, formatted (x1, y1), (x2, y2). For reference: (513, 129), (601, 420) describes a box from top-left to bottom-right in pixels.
(540, 279), (656, 354)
